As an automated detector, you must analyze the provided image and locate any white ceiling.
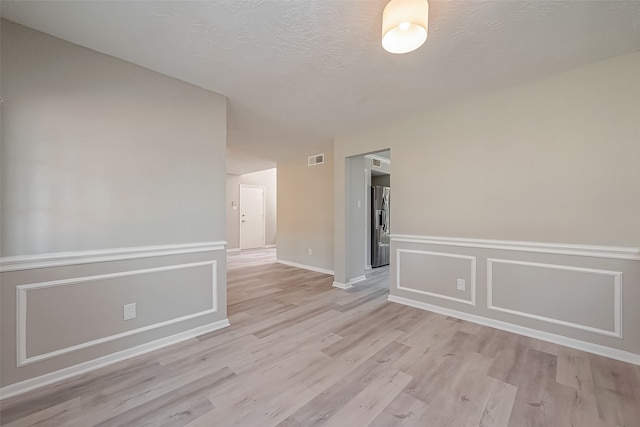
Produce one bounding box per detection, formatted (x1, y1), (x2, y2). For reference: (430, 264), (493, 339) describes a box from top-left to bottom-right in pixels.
(3, 1), (640, 174)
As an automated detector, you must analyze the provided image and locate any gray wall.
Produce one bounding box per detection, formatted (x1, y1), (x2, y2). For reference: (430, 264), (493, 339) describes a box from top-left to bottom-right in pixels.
(277, 149), (334, 272)
(0, 20), (228, 389)
(334, 52), (640, 358)
(226, 168), (277, 250)
(1, 20), (227, 256)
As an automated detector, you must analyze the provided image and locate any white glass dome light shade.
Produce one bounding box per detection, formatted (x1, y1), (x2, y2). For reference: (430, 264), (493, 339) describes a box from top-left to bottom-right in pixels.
(382, 0), (429, 54)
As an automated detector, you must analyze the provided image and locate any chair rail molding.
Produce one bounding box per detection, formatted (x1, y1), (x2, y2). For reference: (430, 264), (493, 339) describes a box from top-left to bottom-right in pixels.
(0, 241), (227, 272)
(390, 235), (640, 261)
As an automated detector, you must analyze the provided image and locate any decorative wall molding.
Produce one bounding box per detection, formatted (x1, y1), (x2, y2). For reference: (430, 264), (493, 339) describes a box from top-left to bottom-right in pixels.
(0, 319), (230, 400)
(0, 241), (227, 272)
(17, 261), (218, 367)
(391, 235), (640, 261)
(333, 275), (366, 289)
(276, 259), (334, 276)
(487, 258), (622, 338)
(397, 249), (476, 306)
(387, 295), (639, 366)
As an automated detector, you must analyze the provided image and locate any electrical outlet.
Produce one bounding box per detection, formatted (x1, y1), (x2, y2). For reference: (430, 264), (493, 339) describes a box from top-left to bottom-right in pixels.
(123, 303), (136, 320)
(456, 279), (465, 291)
(308, 248), (313, 255)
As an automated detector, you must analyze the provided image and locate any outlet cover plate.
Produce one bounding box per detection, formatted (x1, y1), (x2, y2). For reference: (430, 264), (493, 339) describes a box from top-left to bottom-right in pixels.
(456, 279), (465, 291)
(123, 303), (136, 320)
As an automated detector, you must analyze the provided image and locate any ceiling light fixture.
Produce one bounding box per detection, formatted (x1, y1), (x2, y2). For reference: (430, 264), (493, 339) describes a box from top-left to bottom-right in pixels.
(382, 0), (429, 54)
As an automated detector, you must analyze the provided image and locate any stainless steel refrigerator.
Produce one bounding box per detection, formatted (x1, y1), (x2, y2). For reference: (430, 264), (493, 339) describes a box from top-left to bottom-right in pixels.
(371, 186), (390, 268)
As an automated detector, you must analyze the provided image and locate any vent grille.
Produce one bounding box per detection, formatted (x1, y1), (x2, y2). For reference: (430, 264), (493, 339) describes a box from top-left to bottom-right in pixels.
(308, 154), (324, 166)
(372, 159), (382, 168)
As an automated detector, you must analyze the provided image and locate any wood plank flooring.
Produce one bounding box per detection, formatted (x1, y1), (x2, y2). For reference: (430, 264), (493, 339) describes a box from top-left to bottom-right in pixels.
(2, 248), (639, 426)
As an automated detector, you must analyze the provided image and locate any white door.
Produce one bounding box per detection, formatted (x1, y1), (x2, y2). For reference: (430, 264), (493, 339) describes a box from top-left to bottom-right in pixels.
(240, 185), (265, 249)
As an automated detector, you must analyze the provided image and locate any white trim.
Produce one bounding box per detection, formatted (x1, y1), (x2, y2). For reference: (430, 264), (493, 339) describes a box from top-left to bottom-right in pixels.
(397, 249), (476, 306)
(239, 184), (266, 250)
(0, 241), (226, 272)
(364, 167), (369, 271)
(333, 275), (366, 289)
(487, 258), (622, 338)
(387, 295), (640, 366)
(0, 319), (230, 400)
(390, 234), (640, 261)
(276, 259), (334, 276)
(17, 261), (217, 367)
(332, 281), (352, 290)
(228, 245), (275, 253)
(350, 275), (367, 285)
(364, 154), (391, 165)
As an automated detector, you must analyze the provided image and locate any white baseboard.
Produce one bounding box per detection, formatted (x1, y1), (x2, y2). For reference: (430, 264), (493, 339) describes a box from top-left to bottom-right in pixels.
(365, 265), (372, 271)
(332, 281), (352, 289)
(333, 275), (367, 290)
(387, 295), (640, 366)
(0, 319), (230, 400)
(276, 259), (334, 276)
(226, 248), (241, 253)
(265, 244), (277, 248)
(350, 275), (366, 285)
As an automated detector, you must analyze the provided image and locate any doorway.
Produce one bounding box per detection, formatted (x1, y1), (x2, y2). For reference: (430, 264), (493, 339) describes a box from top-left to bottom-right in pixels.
(341, 150), (391, 287)
(239, 185), (265, 249)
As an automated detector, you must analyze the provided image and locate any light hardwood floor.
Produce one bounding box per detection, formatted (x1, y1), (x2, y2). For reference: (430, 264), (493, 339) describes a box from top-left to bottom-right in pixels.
(2, 248), (639, 426)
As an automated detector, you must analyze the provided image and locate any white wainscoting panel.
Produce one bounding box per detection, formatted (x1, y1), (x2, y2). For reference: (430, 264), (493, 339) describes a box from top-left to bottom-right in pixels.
(17, 261), (218, 367)
(487, 258), (622, 338)
(396, 249), (476, 306)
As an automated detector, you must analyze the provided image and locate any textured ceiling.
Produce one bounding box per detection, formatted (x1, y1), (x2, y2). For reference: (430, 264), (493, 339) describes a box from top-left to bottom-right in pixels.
(3, 1), (640, 174)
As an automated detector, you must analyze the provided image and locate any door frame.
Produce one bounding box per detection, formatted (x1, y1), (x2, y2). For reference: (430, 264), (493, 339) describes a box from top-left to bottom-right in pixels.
(239, 184), (266, 250)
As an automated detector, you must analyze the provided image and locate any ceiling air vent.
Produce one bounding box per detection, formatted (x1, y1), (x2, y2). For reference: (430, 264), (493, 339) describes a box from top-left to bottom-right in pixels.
(308, 154), (324, 166)
(372, 158), (382, 168)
